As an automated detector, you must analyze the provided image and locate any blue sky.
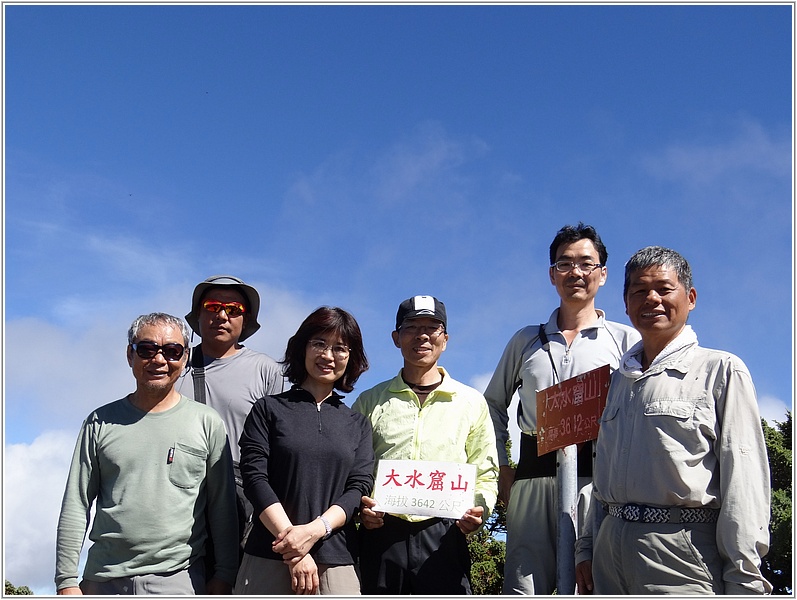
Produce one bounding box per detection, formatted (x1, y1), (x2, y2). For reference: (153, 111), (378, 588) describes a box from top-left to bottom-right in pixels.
(4, 3), (792, 593)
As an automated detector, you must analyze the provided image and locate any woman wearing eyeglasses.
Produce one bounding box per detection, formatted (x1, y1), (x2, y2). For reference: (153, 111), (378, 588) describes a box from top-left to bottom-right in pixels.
(234, 307), (374, 595)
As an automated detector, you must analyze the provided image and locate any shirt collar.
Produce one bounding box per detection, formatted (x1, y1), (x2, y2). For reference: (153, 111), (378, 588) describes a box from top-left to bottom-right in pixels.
(388, 366), (455, 399)
(544, 307), (607, 335)
(288, 384), (345, 405)
(619, 325), (699, 379)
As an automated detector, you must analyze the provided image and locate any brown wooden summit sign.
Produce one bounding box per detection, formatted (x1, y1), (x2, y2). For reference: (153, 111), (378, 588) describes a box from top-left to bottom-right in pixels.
(536, 364), (611, 456)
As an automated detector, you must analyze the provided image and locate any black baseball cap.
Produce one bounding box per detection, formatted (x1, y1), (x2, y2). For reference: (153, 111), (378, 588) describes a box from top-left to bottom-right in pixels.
(395, 295), (447, 331)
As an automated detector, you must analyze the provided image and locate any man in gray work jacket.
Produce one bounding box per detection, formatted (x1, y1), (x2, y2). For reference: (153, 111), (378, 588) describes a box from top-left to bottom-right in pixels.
(575, 246), (771, 594)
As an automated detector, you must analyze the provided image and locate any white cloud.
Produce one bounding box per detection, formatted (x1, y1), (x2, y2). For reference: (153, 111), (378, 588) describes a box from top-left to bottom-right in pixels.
(470, 371), (520, 463)
(4, 430), (77, 594)
(82, 233), (194, 289)
(282, 149), (357, 213)
(241, 282), (319, 362)
(639, 119), (790, 185)
(5, 277), (318, 437)
(5, 317), (134, 437)
(370, 121), (488, 208)
(282, 121), (488, 224)
(758, 394), (791, 426)
(3, 282), (319, 593)
(469, 372), (492, 395)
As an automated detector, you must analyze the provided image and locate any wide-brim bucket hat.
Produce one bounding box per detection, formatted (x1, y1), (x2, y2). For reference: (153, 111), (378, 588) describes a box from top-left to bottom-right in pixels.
(185, 275), (261, 342)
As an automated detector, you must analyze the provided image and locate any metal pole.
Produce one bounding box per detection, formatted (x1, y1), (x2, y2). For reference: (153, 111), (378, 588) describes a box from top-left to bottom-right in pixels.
(556, 444), (578, 594)
(592, 440), (607, 550)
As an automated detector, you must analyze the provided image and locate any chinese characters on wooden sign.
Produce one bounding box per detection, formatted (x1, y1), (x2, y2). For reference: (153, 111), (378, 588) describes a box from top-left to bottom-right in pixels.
(536, 364), (610, 456)
(372, 459), (476, 519)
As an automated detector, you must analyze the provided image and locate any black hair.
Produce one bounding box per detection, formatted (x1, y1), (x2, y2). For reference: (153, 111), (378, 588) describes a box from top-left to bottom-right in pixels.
(282, 307), (369, 393)
(549, 222), (608, 265)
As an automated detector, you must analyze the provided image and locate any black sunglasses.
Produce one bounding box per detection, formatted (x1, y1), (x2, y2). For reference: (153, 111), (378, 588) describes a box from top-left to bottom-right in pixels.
(131, 342), (186, 362)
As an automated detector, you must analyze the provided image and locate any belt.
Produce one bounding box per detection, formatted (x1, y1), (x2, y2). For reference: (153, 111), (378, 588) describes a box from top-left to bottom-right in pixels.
(606, 503), (719, 524)
(515, 433), (593, 481)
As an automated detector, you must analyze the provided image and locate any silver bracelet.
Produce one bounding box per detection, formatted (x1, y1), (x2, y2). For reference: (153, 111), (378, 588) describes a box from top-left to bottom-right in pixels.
(317, 515), (332, 540)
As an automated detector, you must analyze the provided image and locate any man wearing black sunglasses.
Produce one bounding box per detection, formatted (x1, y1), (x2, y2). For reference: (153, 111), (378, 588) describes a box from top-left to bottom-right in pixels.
(180, 275), (284, 558)
(55, 313), (238, 595)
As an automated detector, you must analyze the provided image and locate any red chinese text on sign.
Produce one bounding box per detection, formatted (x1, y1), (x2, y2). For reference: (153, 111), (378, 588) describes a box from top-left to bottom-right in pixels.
(536, 364), (611, 456)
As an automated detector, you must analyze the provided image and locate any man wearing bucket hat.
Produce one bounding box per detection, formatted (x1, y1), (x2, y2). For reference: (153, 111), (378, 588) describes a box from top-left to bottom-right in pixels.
(179, 275), (284, 552)
(353, 295), (499, 594)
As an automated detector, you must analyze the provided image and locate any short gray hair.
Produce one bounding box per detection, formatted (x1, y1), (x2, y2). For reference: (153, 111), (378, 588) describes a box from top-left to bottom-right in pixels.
(127, 313), (191, 347)
(624, 246), (693, 297)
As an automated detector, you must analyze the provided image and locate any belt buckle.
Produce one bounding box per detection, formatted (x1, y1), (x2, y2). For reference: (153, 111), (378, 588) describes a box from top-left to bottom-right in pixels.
(622, 503), (642, 522)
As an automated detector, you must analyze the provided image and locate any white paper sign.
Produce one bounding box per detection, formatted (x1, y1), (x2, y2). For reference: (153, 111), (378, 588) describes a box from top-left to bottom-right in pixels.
(371, 459), (477, 519)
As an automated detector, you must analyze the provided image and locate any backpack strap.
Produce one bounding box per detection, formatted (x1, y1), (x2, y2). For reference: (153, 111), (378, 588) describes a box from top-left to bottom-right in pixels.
(191, 344), (207, 405)
(537, 323), (560, 383)
(516, 324), (547, 424)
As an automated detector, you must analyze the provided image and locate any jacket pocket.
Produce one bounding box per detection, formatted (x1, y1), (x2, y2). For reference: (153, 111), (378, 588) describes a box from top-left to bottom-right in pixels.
(601, 401), (621, 423)
(643, 397), (700, 420)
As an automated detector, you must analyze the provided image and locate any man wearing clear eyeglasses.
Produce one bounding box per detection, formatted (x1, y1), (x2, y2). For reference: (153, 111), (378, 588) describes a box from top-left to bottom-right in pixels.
(55, 313), (238, 595)
(353, 295), (499, 594)
(178, 275), (284, 557)
(483, 223), (640, 594)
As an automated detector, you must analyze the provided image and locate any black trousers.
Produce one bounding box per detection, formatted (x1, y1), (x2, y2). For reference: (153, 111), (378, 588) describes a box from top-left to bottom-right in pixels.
(358, 514), (472, 595)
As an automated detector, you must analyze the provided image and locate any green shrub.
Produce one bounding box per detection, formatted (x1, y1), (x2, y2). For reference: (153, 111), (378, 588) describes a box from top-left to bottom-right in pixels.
(762, 413), (792, 594)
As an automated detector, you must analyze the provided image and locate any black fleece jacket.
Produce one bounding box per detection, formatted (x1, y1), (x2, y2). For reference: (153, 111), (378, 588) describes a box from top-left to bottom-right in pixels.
(239, 386), (374, 565)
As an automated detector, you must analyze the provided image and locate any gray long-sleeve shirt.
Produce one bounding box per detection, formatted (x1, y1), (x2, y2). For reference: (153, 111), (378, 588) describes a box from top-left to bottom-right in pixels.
(484, 308), (639, 465)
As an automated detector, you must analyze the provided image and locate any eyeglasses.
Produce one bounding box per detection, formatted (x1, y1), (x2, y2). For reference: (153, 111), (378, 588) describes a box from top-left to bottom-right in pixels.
(132, 342), (186, 362)
(399, 323), (446, 338)
(308, 339), (350, 359)
(551, 261), (604, 274)
(202, 300), (246, 317)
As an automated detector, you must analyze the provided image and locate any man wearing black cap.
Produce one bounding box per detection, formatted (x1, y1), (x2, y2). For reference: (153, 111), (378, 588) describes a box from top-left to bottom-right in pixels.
(352, 295), (499, 594)
(179, 275), (283, 550)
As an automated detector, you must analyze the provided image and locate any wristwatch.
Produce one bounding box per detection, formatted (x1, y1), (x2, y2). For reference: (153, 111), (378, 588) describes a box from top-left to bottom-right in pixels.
(318, 515), (332, 540)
